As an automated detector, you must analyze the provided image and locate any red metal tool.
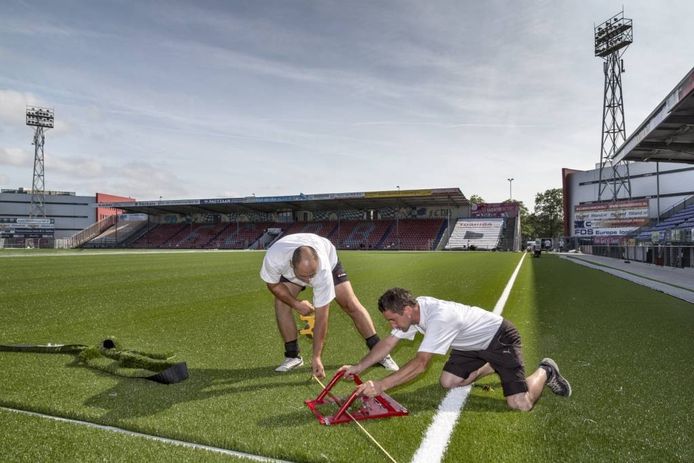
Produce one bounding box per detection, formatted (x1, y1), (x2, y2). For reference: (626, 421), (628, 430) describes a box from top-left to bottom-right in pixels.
(306, 370), (409, 425)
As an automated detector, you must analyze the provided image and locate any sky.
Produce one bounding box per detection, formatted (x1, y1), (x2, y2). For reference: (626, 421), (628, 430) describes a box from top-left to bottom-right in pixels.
(1, 0), (692, 209)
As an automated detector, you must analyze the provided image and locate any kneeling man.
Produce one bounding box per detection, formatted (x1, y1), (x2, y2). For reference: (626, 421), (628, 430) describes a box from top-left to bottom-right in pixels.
(341, 287), (571, 411)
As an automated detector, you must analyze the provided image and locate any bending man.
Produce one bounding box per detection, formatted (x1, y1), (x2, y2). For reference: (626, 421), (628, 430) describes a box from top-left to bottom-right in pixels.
(260, 233), (398, 378)
(341, 287), (571, 411)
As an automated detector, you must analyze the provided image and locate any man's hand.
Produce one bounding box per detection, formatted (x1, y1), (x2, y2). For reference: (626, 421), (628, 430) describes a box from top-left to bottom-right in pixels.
(312, 357), (325, 379)
(338, 364), (362, 379)
(355, 380), (383, 398)
(294, 300), (315, 316)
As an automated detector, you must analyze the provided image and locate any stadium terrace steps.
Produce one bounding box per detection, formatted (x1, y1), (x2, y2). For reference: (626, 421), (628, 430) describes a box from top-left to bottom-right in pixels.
(90, 218), (451, 251)
(170, 223), (228, 248)
(445, 218), (504, 250)
(159, 224), (201, 248)
(209, 222), (275, 249)
(376, 222), (395, 249)
(381, 219), (447, 250)
(130, 224), (189, 248)
(281, 221), (335, 238)
(333, 220), (392, 249)
(84, 220), (147, 248)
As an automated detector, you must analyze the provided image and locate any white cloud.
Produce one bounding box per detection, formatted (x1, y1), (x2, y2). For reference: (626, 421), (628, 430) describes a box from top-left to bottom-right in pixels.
(37, 154), (188, 199)
(46, 155), (105, 177)
(108, 161), (189, 200)
(0, 89), (69, 135)
(0, 90), (39, 127)
(0, 147), (32, 167)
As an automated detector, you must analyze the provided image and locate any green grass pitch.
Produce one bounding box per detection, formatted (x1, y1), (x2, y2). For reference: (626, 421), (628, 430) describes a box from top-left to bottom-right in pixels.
(0, 250), (692, 462)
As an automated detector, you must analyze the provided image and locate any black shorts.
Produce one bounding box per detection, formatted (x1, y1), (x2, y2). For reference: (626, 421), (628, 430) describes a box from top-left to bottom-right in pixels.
(279, 261), (349, 290)
(442, 319), (527, 396)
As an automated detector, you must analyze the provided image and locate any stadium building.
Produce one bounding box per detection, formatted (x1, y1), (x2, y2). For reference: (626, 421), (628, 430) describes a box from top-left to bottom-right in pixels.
(562, 67), (694, 267)
(0, 189), (134, 247)
(84, 187), (522, 252)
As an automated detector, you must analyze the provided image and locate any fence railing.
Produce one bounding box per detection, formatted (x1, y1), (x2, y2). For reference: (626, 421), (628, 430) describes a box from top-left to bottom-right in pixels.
(579, 244), (694, 268)
(63, 215), (118, 249)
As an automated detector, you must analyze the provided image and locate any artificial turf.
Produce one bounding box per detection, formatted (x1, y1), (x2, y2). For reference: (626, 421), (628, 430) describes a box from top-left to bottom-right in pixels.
(0, 250), (691, 462)
(0, 408), (252, 462)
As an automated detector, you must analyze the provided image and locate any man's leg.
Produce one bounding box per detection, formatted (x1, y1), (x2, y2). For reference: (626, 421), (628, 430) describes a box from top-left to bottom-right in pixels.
(505, 367), (548, 411)
(440, 349), (544, 411)
(503, 360), (571, 411)
(440, 363), (495, 388)
(274, 281), (304, 372)
(334, 280), (399, 371)
(334, 281), (377, 338)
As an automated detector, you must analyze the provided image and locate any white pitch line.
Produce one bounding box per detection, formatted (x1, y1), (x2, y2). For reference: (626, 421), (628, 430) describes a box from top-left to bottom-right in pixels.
(411, 252), (527, 463)
(493, 253), (526, 315)
(0, 406), (293, 463)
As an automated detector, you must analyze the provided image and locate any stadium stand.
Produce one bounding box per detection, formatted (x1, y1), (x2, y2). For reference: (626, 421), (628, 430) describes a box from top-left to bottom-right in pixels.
(97, 218), (456, 251)
(130, 223), (188, 248)
(86, 188), (519, 252)
(280, 221), (337, 238)
(333, 220), (392, 249)
(166, 223), (228, 248)
(84, 188), (527, 252)
(382, 219), (447, 250)
(207, 222), (274, 249)
(634, 202), (694, 243)
(445, 218), (504, 250)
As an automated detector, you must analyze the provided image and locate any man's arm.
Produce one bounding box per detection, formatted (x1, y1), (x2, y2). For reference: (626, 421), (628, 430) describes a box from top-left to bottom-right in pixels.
(339, 336), (400, 377)
(266, 282), (314, 315)
(355, 351), (433, 397)
(311, 304), (330, 378)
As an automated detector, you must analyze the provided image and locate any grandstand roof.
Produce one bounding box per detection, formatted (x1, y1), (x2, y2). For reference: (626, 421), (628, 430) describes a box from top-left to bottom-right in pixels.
(613, 67), (694, 164)
(104, 187), (468, 216)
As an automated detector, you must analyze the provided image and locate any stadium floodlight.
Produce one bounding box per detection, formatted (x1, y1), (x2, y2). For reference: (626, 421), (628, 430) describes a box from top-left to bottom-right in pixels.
(594, 11), (632, 57)
(595, 10), (633, 202)
(507, 178), (514, 201)
(26, 106), (54, 220)
(26, 106), (55, 128)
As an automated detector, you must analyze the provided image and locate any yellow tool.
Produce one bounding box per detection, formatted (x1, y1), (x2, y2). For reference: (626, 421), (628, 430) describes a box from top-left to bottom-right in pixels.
(299, 314), (315, 338)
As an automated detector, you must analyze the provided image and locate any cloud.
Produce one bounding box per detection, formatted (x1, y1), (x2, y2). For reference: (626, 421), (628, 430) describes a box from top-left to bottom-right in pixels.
(0, 89), (70, 135)
(108, 161), (189, 199)
(37, 152), (188, 199)
(0, 147), (32, 167)
(0, 90), (39, 127)
(47, 155), (105, 177)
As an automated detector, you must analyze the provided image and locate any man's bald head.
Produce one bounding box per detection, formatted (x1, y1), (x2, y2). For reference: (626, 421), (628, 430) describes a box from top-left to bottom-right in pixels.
(291, 246), (319, 281)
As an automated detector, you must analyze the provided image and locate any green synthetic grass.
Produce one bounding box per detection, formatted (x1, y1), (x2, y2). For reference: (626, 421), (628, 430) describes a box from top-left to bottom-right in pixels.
(0, 250), (692, 462)
(446, 255), (693, 463)
(0, 408), (251, 462)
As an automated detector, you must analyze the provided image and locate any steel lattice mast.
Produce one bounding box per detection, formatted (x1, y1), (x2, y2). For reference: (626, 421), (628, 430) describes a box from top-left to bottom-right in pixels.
(595, 10), (633, 202)
(26, 106), (54, 218)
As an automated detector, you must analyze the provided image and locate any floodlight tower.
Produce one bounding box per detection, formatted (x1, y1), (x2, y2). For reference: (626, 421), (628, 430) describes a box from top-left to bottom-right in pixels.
(26, 106), (54, 218)
(595, 10), (633, 202)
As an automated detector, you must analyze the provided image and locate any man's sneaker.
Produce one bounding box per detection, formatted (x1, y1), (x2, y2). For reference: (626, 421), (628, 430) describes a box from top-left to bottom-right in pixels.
(540, 357), (572, 397)
(275, 356), (304, 372)
(377, 354), (399, 371)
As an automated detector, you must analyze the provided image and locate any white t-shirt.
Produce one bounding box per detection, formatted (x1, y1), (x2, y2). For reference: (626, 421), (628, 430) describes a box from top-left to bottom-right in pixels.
(259, 233), (339, 308)
(391, 296), (503, 354)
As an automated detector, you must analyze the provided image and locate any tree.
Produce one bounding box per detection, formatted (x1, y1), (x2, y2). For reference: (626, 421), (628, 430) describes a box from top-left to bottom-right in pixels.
(468, 194), (485, 205)
(513, 201), (534, 240)
(532, 188), (563, 238)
